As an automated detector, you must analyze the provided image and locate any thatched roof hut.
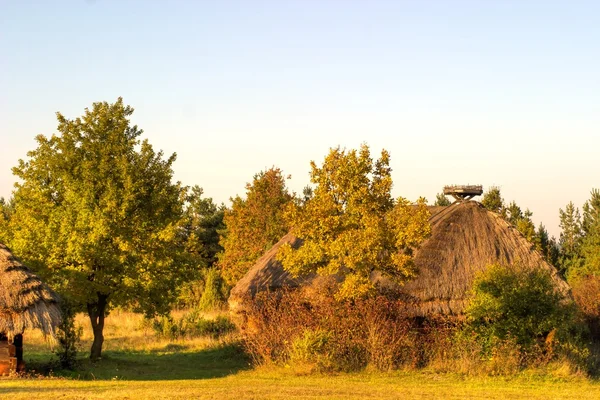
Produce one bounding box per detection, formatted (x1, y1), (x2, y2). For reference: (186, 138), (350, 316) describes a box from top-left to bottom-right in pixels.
(0, 243), (61, 374)
(229, 201), (569, 317)
(378, 201), (569, 315)
(0, 243), (61, 338)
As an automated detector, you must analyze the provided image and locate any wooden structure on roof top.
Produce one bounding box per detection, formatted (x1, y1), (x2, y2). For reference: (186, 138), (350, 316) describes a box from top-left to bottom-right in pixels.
(443, 185), (483, 203)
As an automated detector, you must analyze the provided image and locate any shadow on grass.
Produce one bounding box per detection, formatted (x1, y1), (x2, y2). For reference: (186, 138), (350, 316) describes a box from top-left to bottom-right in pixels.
(26, 342), (252, 381)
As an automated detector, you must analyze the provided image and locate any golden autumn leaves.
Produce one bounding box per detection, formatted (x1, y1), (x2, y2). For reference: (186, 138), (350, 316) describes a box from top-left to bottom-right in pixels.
(278, 144), (431, 300)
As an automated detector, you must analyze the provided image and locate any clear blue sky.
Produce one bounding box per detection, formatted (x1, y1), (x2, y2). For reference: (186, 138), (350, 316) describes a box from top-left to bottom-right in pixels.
(1, 0), (599, 238)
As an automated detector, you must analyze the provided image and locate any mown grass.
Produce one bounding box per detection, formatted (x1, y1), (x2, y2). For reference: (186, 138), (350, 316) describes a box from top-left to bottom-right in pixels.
(0, 310), (597, 399)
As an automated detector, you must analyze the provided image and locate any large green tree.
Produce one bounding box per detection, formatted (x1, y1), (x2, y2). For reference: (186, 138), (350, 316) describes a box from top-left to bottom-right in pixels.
(277, 145), (431, 300)
(218, 167), (293, 286)
(5, 99), (188, 360)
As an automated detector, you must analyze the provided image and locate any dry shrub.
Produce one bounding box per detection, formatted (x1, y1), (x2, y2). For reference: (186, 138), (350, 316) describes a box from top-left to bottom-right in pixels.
(241, 288), (421, 372)
(572, 276), (600, 339)
(241, 282), (592, 376)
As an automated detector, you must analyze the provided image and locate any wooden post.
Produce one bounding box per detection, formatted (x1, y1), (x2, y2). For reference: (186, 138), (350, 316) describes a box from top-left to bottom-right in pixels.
(13, 334), (24, 372)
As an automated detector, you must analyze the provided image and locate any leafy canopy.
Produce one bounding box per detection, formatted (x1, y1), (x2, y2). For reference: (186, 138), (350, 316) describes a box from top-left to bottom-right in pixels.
(278, 145), (430, 300)
(5, 98), (188, 317)
(218, 167), (293, 286)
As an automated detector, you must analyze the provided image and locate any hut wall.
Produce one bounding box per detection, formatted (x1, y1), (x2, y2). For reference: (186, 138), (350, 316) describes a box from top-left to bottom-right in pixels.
(0, 333), (24, 375)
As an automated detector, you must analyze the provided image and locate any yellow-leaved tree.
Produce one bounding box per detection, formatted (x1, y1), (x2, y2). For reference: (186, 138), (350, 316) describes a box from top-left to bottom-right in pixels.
(277, 144), (431, 300)
(218, 167), (293, 286)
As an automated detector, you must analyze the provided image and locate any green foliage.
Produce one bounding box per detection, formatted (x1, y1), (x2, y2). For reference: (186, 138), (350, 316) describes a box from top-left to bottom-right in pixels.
(198, 268), (228, 311)
(578, 189), (600, 279)
(482, 186), (504, 214)
(534, 223), (560, 267)
(482, 187), (550, 257)
(4, 98), (189, 359)
(151, 311), (235, 340)
(505, 201), (536, 243)
(278, 145), (431, 300)
(301, 185), (314, 204)
(182, 186), (225, 269)
(465, 264), (575, 351)
(218, 167), (293, 286)
(565, 190), (600, 340)
(290, 329), (335, 372)
(434, 193), (451, 206)
(176, 268), (228, 310)
(559, 201), (583, 269)
(54, 299), (83, 370)
(582, 189), (600, 235)
(0, 197), (12, 243)
(559, 190), (600, 282)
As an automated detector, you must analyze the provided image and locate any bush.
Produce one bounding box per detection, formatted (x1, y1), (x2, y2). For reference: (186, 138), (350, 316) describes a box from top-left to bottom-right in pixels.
(151, 310), (235, 340)
(55, 299), (82, 369)
(290, 329), (335, 372)
(465, 264), (582, 366)
(198, 268), (227, 311)
(176, 280), (205, 309)
(176, 268), (228, 311)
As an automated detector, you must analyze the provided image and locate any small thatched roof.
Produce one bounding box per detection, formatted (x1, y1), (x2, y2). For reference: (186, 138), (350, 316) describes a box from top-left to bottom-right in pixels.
(0, 243), (61, 338)
(229, 233), (307, 315)
(229, 201), (569, 317)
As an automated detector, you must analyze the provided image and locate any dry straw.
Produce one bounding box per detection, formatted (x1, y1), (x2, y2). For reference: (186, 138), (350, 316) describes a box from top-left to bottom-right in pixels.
(0, 243), (61, 339)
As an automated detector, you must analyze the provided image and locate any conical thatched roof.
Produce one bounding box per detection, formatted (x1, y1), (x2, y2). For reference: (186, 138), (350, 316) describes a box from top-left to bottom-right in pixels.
(0, 243), (61, 338)
(229, 201), (569, 317)
(382, 201), (570, 315)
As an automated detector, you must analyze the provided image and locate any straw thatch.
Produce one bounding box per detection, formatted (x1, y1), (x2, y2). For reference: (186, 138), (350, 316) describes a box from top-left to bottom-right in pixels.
(0, 243), (61, 338)
(228, 233), (307, 315)
(229, 201), (569, 317)
(376, 201), (570, 315)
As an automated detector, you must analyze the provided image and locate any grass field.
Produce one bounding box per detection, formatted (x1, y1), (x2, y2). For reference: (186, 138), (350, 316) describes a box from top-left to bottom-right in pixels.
(0, 310), (598, 399)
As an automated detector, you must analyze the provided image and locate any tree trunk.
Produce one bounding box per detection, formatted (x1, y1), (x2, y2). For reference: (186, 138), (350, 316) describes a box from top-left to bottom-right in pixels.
(87, 293), (108, 361)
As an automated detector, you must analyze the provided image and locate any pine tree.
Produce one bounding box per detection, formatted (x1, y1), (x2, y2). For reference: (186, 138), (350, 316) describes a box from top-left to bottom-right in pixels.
(434, 193), (451, 206)
(559, 201), (584, 277)
(481, 186), (504, 215)
(578, 189), (600, 278)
